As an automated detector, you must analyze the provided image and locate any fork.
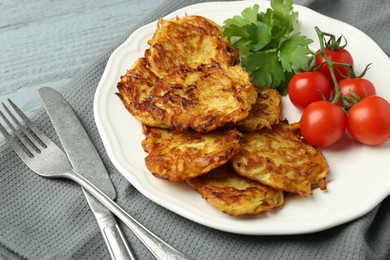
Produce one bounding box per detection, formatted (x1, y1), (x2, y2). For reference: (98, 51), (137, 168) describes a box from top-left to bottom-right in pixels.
(0, 99), (191, 260)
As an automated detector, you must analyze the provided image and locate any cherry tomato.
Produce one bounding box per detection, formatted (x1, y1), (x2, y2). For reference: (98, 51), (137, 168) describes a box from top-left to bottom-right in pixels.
(338, 78), (376, 106)
(347, 96), (390, 145)
(316, 48), (354, 84)
(288, 71), (332, 110)
(300, 101), (347, 147)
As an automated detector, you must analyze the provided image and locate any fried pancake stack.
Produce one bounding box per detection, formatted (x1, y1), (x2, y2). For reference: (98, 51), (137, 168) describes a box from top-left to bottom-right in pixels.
(117, 15), (329, 216)
(117, 15), (257, 132)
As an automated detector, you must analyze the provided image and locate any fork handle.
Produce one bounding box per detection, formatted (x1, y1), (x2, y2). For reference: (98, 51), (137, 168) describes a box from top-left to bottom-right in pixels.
(66, 169), (191, 260)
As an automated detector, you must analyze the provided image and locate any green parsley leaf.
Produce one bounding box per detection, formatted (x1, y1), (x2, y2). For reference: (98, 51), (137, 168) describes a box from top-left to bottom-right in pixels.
(266, 0), (297, 32)
(246, 51), (285, 87)
(279, 32), (313, 72)
(222, 0), (313, 95)
(223, 4), (260, 28)
(246, 22), (272, 51)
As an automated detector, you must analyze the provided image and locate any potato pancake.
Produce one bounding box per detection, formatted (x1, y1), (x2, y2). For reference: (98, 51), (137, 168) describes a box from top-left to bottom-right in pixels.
(117, 58), (171, 128)
(235, 88), (282, 132)
(146, 63), (257, 132)
(118, 62), (258, 132)
(141, 127), (242, 182)
(187, 164), (284, 216)
(146, 15), (239, 77)
(231, 121), (329, 196)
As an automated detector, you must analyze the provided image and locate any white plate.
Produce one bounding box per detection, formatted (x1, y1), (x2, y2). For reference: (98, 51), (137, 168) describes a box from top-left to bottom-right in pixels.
(94, 0), (390, 235)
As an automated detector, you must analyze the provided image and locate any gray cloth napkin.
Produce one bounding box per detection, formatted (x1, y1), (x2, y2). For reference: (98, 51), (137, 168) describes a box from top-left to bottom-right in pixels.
(1, 0), (389, 259)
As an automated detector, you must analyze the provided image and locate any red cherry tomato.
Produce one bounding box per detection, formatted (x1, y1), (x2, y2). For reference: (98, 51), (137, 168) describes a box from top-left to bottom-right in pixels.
(347, 96), (390, 145)
(338, 78), (376, 106)
(300, 101), (347, 147)
(316, 48), (354, 83)
(288, 71), (332, 110)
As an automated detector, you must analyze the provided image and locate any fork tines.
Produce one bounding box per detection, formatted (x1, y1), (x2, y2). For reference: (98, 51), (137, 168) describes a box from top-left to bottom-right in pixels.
(0, 99), (46, 158)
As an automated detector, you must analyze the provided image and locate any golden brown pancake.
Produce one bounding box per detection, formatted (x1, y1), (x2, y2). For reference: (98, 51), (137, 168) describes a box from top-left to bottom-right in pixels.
(187, 164), (284, 216)
(117, 58), (169, 128)
(235, 88), (282, 132)
(231, 121), (329, 196)
(141, 126), (242, 182)
(118, 62), (258, 132)
(146, 63), (257, 132)
(146, 15), (239, 77)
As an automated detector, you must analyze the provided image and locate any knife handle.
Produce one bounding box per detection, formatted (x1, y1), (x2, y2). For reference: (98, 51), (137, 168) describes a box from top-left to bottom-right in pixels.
(97, 214), (136, 260)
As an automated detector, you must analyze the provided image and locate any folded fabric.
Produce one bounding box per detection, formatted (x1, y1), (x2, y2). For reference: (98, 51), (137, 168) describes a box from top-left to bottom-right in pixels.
(0, 0), (389, 259)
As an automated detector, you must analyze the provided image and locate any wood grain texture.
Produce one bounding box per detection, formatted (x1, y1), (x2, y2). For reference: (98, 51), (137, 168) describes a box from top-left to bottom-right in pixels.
(0, 0), (164, 118)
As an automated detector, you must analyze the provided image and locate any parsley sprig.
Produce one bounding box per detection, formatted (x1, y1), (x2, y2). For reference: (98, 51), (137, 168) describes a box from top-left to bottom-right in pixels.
(222, 0), (313, 95)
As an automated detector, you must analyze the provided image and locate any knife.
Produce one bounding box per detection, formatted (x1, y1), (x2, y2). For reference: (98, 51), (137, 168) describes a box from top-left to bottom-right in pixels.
(38, 87), (136, 260)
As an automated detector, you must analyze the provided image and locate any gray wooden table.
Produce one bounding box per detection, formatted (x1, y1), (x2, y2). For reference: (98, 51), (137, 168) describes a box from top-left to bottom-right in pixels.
(0, 0), (163, 121)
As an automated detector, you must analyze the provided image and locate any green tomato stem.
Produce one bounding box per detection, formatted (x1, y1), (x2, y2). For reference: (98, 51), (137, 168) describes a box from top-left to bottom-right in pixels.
(314, 26), (341, 105)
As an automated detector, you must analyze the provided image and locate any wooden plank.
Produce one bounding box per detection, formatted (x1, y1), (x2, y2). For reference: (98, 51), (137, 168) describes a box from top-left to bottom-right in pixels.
(0, 0), (164, 117)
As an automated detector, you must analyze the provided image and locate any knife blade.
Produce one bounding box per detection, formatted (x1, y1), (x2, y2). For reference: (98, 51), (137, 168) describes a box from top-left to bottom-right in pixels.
(38, 87), (135, 260)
